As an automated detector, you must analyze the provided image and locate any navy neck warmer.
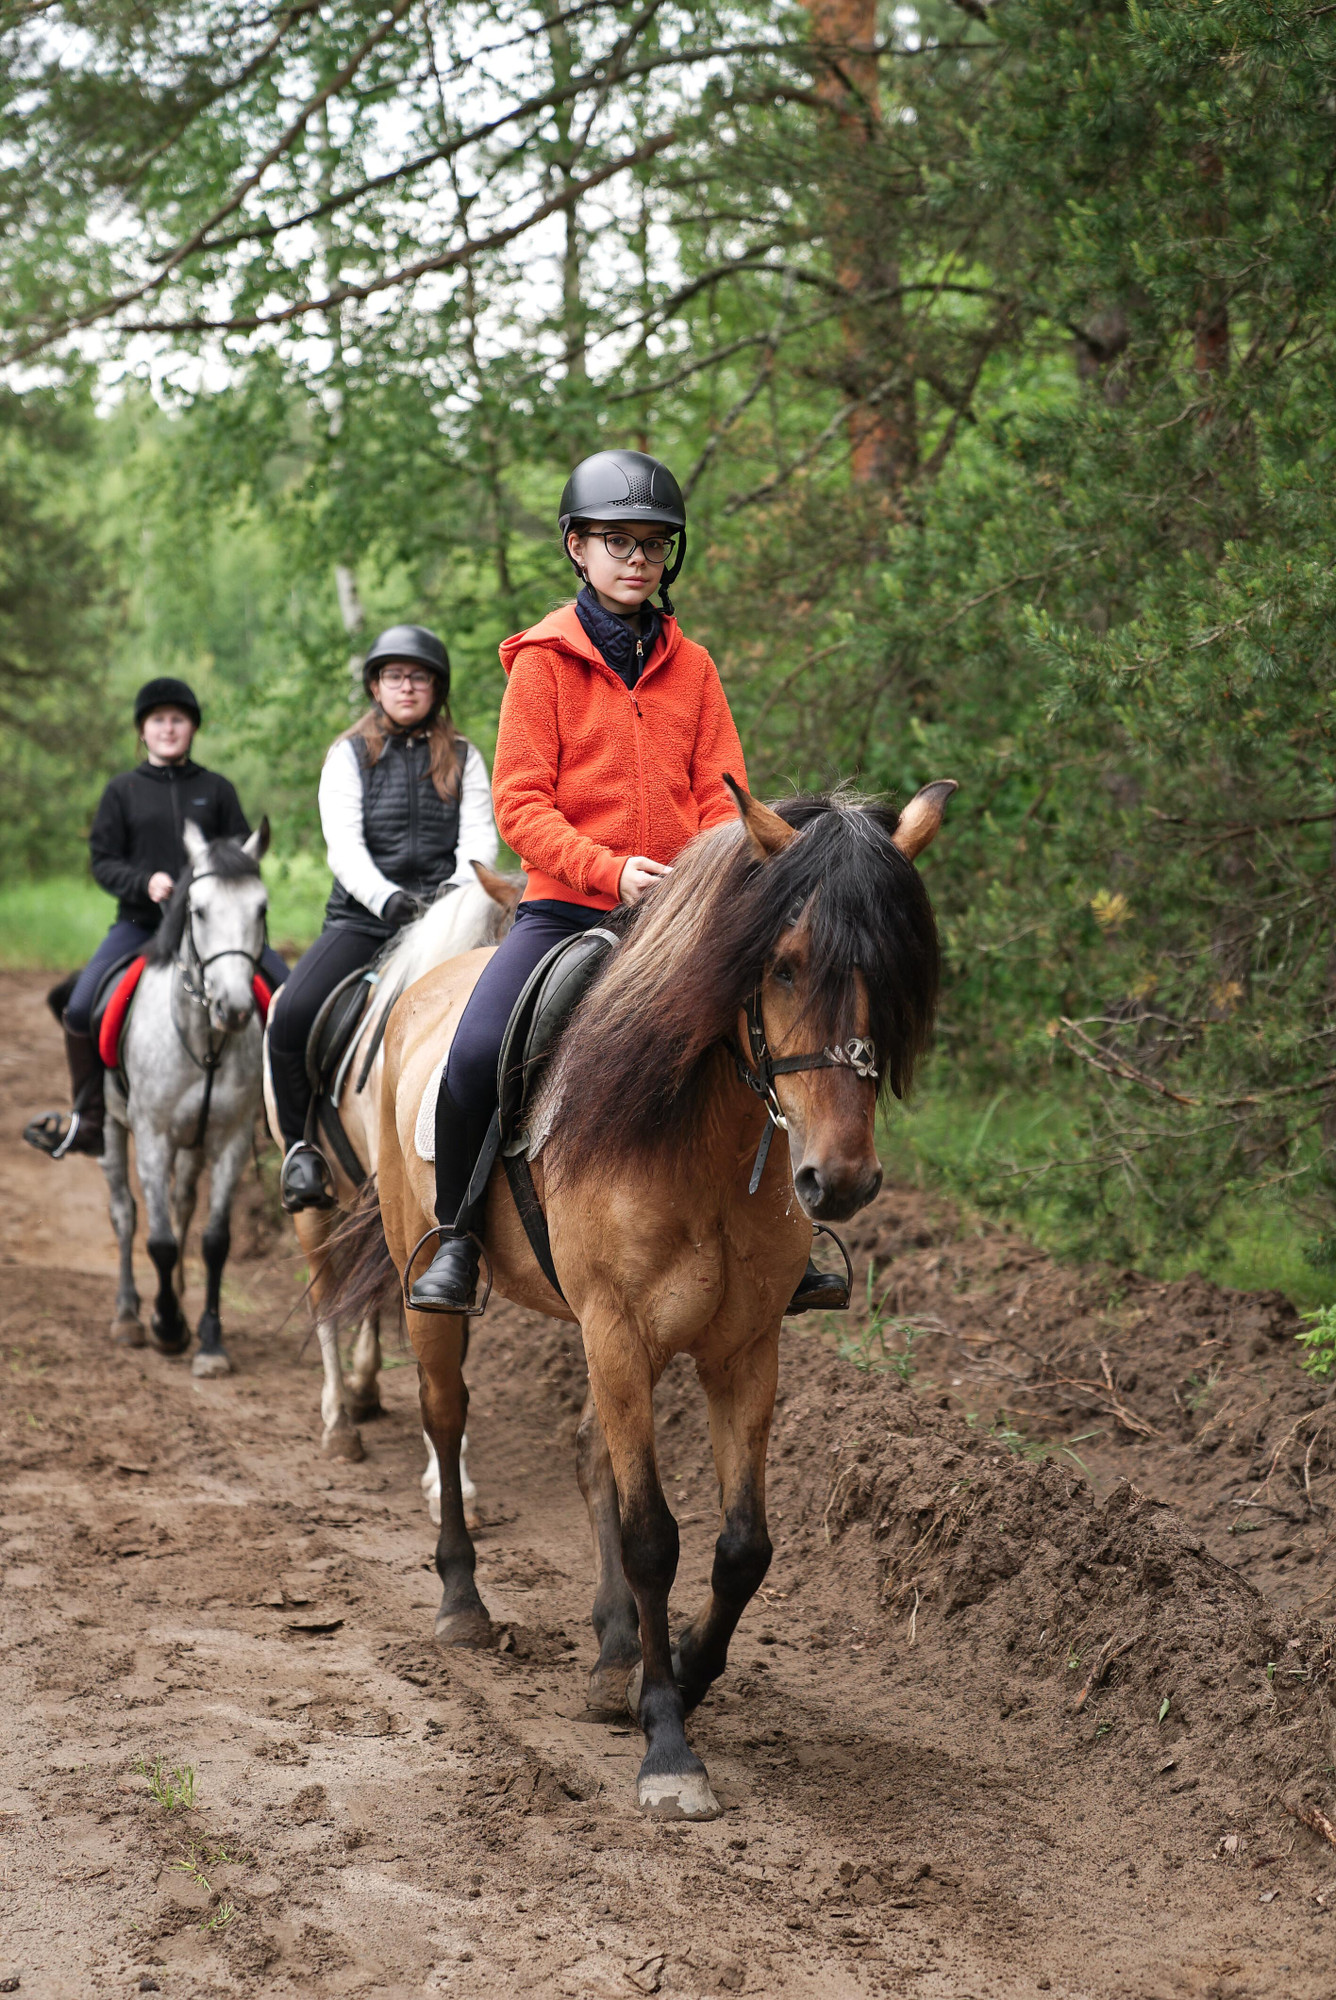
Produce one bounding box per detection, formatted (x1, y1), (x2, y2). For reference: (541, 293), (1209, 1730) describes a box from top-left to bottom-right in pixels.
(575, 584), (661, 692)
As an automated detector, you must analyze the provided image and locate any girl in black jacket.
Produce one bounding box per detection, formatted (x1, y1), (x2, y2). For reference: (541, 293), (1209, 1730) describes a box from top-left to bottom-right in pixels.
(24, 677), (289, 1159)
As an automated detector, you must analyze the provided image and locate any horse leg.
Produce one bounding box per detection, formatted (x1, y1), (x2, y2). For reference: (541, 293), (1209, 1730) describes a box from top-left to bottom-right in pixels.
(575, 1386), (641, 1716)
(421, 1432), (477, 1527)
(673, 1335), (778, 1716)
(193, 1128), (248, 1378)
(293, 1208), (363, 1459)
(170, 1146), (203, 1302)
(100, 1110), (143, 1346)
(138, 1131), (189, 1356)
(412, 1306), (491, 1648)
(345, 1308), (384, 1422)
(586, 1332), (719, 1820)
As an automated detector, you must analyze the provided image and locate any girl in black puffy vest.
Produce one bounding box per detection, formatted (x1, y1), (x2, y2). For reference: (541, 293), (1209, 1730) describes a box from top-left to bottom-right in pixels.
(269, 624), (497, 1213)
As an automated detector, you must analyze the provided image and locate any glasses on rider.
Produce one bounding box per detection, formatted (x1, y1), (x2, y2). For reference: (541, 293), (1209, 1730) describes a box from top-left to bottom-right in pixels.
(587, 530), (677, 567)
(376, 668), (435, 690)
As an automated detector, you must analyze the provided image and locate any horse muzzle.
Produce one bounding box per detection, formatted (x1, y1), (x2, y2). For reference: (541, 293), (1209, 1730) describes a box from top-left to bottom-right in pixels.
(792, 1157), (883, 1224)
(212, 996), (255, 1034)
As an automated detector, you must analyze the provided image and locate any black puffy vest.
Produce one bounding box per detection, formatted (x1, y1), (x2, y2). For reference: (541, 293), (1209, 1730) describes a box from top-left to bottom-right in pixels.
(325, 732), (468, 931)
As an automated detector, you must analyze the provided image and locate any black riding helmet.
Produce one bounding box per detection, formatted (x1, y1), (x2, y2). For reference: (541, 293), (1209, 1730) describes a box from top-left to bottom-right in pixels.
(558, 450), (687, 615)
(361, 624), (451, 712)
(135, 676), (201, 729)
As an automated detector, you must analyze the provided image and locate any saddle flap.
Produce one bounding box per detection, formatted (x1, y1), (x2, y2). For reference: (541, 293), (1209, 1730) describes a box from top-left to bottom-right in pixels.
(306, 969), (375, 1097)
(496, 928), (617, 1146)
(94, 956), (148, 1070)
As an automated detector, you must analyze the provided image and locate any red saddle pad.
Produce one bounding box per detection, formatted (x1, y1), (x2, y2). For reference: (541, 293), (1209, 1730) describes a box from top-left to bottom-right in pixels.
(98, 959), (272, 1068)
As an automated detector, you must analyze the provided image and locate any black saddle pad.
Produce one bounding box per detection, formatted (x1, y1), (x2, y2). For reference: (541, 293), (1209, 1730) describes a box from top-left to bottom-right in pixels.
(306, 970), (375, 1097)
(88, 952), (142, 1050)
(496, 927), (618, 1144)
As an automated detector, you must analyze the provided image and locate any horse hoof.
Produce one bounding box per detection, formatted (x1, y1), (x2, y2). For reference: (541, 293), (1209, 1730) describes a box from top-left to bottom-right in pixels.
(191, 1350), (232, 1379)
(345, 1393), (384, 1423)
(434, 1607), (494, 1651)
(587, 1660), (637, 1719)
(150, 1325), (190, 1357)
(112, 1316), (146, 1348)
(321, 1424), (365, 1462)
(636, 1770), (722, 1821)
(625, 1662), (643, 1719)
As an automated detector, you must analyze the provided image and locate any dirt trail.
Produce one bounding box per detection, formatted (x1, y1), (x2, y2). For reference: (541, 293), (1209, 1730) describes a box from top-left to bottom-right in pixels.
(2, 968), (1334, 1999)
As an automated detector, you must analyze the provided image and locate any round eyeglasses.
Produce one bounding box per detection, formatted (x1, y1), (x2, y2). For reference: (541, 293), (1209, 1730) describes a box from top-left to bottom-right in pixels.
(375, 668), (436, 690)
(584, 530), (677, 566)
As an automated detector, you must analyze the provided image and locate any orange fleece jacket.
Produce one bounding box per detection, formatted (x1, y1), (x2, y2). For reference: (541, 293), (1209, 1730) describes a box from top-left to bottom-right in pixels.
(493, 603), (748, 909)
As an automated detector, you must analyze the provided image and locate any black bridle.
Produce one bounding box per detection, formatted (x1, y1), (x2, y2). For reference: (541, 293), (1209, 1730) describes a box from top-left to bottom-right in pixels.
(733, 989), (878, 1194)
(172, 869), (268, 1148)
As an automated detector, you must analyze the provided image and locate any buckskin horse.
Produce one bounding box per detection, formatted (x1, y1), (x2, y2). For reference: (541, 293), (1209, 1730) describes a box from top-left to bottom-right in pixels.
(262, 865), (521, 1471)
(102, 820), (272, 1376)
(333, 779), (952, 1818)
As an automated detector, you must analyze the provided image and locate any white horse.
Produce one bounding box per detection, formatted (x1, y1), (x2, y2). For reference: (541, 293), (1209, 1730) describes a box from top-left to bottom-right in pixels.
(262, 866), (520, 1502)
(104, 820), (270, 1377)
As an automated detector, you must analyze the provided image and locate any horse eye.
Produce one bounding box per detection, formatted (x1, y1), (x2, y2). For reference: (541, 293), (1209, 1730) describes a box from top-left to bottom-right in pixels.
(773, 959), (796, 988)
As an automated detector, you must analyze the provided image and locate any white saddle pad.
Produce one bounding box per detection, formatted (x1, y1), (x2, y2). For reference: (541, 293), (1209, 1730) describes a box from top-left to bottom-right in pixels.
(415, 1054), (446, 1161)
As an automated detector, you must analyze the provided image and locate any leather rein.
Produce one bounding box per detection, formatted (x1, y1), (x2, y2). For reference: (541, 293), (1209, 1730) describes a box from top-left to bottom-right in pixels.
(732, 990), (878, 1195)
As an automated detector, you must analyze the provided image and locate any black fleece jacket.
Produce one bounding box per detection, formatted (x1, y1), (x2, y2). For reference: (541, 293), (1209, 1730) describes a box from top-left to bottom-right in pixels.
(89, 761), (251, 927)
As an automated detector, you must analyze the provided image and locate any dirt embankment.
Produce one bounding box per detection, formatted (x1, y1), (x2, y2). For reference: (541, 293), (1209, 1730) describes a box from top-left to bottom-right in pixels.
(2, 967), (1335, 1999)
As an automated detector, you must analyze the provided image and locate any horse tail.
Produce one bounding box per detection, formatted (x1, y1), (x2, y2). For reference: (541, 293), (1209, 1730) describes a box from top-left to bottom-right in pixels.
(317, 1178), (398, 1324)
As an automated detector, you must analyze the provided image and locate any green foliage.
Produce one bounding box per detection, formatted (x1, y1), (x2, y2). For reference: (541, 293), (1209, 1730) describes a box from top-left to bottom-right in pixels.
(135, 1755), (199, 1812)
(1296, 1305), (1336, 1381)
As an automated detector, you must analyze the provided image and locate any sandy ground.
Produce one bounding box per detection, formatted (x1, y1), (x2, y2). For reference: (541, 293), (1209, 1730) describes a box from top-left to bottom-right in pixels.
(2, 967), (1335, 1999)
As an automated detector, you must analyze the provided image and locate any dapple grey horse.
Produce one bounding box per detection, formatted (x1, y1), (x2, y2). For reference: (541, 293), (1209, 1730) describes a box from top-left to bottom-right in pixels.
(103, 820), (271, 1378)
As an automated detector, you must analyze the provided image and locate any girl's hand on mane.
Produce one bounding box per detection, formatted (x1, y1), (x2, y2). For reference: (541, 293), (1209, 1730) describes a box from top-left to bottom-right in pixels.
(618, 856), (672, 906)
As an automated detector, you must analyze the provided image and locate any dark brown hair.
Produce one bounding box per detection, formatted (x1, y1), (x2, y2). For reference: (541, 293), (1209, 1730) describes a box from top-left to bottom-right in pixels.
(338, 704), (461, 801)
(545, 793), (941, 1182)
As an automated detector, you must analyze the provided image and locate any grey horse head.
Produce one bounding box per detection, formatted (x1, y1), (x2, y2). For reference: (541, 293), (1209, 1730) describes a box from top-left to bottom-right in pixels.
(152, 819), (271, 1034)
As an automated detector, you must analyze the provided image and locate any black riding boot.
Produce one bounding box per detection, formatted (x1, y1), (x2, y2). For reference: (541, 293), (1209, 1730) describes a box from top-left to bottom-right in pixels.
(22, 1018), (105, 1158)
(407, 1081), (489, 1313)
(268, 1045), (335, 1213)
(785, 1256), (851, 1314)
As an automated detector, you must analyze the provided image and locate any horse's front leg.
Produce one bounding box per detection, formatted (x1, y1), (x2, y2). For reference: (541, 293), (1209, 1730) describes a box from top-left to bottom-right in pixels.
(586, 1325), (719, 1820)
(575, 1387), (641, 1716)
(136, 1129), (189, 1355)
(673, 1332), (778, 1715)
(100, 1101), (143, 1346)
(295, 1209), (364, 1459)
(193, 1126), (249, 1377)
(170, 1145), (204, 1300)
(411, 1306), (491, 1648)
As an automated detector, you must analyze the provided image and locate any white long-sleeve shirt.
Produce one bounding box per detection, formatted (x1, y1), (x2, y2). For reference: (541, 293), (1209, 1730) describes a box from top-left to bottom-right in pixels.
(318, 735), (498, 919)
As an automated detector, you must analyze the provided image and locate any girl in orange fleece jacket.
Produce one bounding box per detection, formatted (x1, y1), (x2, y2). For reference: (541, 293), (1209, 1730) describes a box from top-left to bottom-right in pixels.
(410, 447), (750, 1313)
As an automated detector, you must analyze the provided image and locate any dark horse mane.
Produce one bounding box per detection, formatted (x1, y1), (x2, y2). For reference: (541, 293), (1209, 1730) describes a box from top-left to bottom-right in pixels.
(547, 792), (940, 1182)
(148, 837), (261, 965)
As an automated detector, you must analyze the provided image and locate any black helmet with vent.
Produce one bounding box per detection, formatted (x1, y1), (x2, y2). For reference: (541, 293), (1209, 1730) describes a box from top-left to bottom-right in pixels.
(361, 624), (450, 705)
(558, 449), (687, 613)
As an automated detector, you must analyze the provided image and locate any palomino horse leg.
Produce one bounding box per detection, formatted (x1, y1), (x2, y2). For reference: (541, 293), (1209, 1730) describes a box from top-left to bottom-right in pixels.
(575, 1386), (641, 1716)
(137, 1129), (190, 1356)
(412, 1305), (491, 1648)
(294, 1208), (363, 1460)
(673, 1334), (778, 1715)
(421, 1433), (479, 1529)
(100, 1109), (144, 1346)
(345, 1308), (384, 1422)
(585, 1330), (720, 1820)
(192, 1127), (248, 1379)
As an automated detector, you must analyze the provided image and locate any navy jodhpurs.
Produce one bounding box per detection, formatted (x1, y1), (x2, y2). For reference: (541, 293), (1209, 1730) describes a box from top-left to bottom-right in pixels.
(444, 898), (613, 1120)
(67, 921), (289, 1036)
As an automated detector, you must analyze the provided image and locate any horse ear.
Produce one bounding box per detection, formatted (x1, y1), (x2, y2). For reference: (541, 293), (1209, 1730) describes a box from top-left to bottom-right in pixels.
(242, 815), (270, 862)
(891, 780), (958, 861)
(472, 861), (523, 910)
(723, 773), (798, 859)
(182, 819), (208, 865)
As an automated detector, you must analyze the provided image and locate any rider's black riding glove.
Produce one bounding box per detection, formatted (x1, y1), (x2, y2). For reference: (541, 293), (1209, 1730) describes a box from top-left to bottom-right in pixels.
(382, 891), (420, 929)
